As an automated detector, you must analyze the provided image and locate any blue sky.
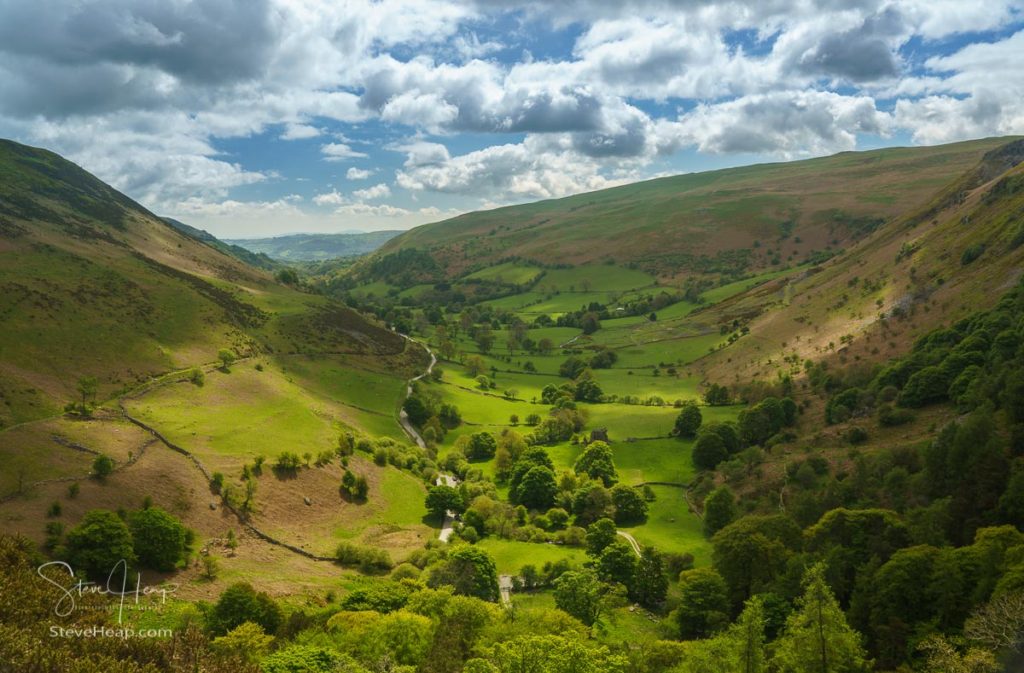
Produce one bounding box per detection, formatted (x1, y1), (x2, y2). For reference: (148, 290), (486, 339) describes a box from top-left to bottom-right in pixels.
(0, 0), (1022, 237)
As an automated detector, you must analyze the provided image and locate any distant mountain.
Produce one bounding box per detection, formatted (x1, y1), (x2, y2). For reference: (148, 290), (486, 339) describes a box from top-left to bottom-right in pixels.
(225, 231), (401, 261)
(162, 217), (279, 271)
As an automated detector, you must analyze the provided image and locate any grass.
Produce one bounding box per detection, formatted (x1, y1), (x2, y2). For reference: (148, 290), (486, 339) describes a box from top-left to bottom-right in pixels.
(624, 485), (711, 564)
(476, 538), (587, 576)
(463, 262), (543, 285)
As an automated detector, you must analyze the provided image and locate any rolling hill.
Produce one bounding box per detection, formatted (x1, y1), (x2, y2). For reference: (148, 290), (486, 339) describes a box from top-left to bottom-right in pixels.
(375, 137), (1017, 280)
(0, 139), (404, 428)
(225, 230), (401, 261)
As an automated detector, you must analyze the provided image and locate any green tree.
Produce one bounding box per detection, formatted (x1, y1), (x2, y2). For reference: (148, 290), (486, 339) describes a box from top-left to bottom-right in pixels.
(676, 568), (731, 639)
(703, 486), (737, 537)
(127, 506), (191, 571)
(586, 518), (619, 556)
(554, 568), (604, 626)
(91, 453), (114, 479)
(64, 509), (136, 581)
(515, 466), (558, 510)
(211, 621), (273, 662)
(674, 401), (703, 438)
(771, 563), (870, 673)
(217, 348), (236, 370)
(209, 582), (283, 636)
(465, 432), (498, 460)
(611, 484), (648, 524)
(574, 441), (618, 486)
(428, 546), (500, 602)
(632, 546), (668, 608)
(693, 431), (728, 470)
(597, 540), (636, 588)
(426, 485), (464, 520)
(76, 375), (98, 407)
(711, 515), (801, 607)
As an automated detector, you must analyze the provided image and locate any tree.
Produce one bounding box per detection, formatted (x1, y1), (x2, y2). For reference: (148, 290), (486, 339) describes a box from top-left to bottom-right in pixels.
(211, 621), (273, 662)
(597, 540), (636, 588)
(464, 432), (497, 460)
(516, 466), (558, 510)
(217, 348), (236, 370)
(426, 485), (464, 520)
(676, 568), (730, 639)
(127, 506), (191, 571)
(674, 401), (703, 438)
(559, 357), (589, 379)
(771, 563), (870, 673)
(574, 441), (618, 486)
(64, 509), (136, 582)
(465, 355), (487, 377)
(76, 375), (98, 407)
(693, 431), (728, 470)
(573, 483), (615, 526)
(428, 546), (500, 602)
(210, 582), (283, 636)
(586, 518), (619, 556)
(632, 547), (668, 608)
(92, 453), (114, 479)
(404, 396), (431, 426)
(704, 383), (732, 406)
(554, 569), (604, 626)
(474, 326), (495, 354)
(580, 312), (601, 334)
(711, 515), (801, 607)
(703, 486), (737, 537)
(611, 484), (648, 524)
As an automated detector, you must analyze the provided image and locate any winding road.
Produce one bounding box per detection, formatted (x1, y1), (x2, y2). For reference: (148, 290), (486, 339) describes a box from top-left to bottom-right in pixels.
(396, 334), (459, 542)
(616, 530), (642, 557)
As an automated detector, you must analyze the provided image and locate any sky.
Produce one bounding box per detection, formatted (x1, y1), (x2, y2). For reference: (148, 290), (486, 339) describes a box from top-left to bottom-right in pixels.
(0, 1), (1022, 238)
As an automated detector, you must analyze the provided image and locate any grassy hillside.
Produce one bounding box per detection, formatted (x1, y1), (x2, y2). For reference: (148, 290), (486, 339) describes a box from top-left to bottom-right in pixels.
(0, 139), (403, 428)
(226, 230), (401, 261)
(376, 137), (1015, 279)
(162, 216), (280, 271)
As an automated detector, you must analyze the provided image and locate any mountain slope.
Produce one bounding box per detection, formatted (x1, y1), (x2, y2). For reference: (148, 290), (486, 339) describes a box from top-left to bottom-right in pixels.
(225, 231), (401, 261)
(0, 139), (402, 427)
(695, 138), (1024, 384)
(162, 217), (280, 271)
(378, 137), (1016, 279)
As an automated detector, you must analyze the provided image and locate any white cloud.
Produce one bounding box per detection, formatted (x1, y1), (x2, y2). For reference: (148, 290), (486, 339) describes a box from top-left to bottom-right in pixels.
(353, 183), (392, 200)
(280, 123), (321, 140)
(312, 190), (347, 206)
(320, 142), (369, 161)
(346, 167), (375, 180)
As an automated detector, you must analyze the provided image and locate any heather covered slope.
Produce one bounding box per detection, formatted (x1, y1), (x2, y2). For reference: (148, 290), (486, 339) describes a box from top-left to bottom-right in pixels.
(377, 137), (1015, 279)
(0, 139), (401, 427)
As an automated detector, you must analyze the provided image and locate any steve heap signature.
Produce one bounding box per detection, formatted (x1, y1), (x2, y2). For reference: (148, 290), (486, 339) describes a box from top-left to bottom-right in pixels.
(37, 560), (179, 623)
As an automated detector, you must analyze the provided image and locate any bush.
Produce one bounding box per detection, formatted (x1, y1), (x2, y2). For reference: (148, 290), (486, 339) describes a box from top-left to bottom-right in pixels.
(188, 367), (205, 386)
(92, 454), (114, 479)
(673, 401), (703, 438)
(274, 451), (302, 472)
(209, 582), (282, 636)
(878, 404), (914, 427)
(845, 426), (869, 445)
(961, 243), (985, 266)
(64, 510), (136, 581)
(127, 506), (192, 571)
(335, 542), (393, 574)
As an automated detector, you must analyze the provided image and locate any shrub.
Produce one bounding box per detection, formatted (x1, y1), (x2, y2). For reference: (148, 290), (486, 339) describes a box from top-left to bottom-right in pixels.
(64, 510), (136, 581)
(127, 506), (191, 571)
(845, 426), (869, 445)
(92, 454), (114, 479)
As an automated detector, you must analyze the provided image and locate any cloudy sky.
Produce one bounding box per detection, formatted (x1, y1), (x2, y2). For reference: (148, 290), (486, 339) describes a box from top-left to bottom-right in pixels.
(1, 0), (1022, 237)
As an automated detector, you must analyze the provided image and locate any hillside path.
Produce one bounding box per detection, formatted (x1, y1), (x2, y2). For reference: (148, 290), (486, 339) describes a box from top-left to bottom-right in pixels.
(616, 530), (642, 557)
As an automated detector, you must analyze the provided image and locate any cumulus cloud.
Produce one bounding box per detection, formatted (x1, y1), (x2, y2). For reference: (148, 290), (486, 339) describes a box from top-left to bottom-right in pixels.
(280, 123), (321, 140)
(353, 183), (392, 200)
(1, 0), (1022, 231)
(346, 167), (375, 180)
(321, 142), (368, 161)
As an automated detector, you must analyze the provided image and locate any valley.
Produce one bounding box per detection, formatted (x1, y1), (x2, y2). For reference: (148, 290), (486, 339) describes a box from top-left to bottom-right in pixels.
(3, 136), (1024, 672)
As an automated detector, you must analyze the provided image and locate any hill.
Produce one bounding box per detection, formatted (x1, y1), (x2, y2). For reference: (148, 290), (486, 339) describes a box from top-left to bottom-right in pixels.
(0, 139), (403, 428)
(225, 230), (401, 261)
(375, 137), (1015, 280)
(162, 217), (280, 271)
